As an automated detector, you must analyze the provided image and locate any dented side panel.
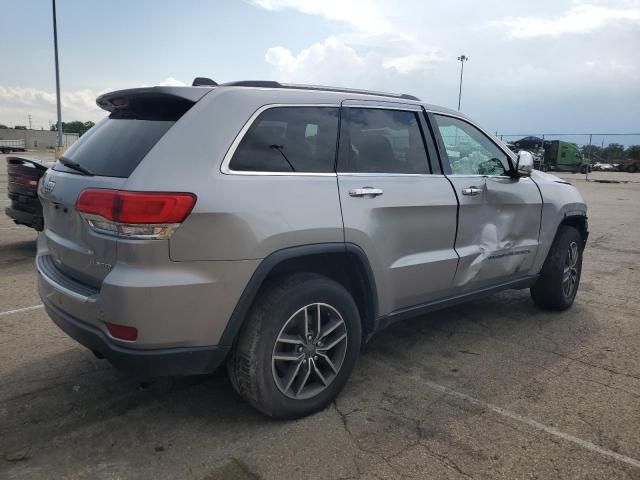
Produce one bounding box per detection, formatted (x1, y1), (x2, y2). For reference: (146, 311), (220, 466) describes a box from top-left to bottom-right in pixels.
(448, 175), (543, 291)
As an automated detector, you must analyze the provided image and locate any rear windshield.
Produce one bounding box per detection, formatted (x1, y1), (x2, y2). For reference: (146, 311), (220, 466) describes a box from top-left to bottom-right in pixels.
(53, 117), (174, 178)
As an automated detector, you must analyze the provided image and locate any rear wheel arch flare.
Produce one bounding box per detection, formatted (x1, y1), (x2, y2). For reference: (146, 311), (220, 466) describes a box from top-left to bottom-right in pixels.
(219, 243), (378, 347)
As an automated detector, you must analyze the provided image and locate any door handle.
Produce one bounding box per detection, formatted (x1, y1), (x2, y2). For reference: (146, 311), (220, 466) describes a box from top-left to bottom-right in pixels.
(349, 187), (384, 198)
(461, 186), (482, 196)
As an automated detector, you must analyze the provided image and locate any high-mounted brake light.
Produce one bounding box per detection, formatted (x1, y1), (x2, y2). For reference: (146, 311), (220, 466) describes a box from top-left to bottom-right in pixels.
(76, 189), (196, 239)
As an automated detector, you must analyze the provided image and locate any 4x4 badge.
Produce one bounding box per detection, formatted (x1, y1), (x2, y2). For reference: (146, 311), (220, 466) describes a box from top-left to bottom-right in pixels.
(44, 179), (56, 193)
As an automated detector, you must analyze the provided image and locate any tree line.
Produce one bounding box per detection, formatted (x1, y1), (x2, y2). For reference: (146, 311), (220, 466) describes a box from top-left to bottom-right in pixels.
(581, 144), (640, 163)
(50, 121), (96, 136)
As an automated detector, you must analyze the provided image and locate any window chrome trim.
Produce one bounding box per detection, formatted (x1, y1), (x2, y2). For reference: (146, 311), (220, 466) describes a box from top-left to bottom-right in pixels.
(220, 103), (340, 176)
(341, 102), (423, 112)
(446, 174), (514, 179)
(338, 172), (445, 178)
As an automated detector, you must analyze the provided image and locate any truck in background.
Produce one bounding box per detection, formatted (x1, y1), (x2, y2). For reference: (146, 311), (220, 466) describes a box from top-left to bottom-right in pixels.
(0, 139), (26, 154)
(510, 138), (591, 173)
(542, 141), (591, 174)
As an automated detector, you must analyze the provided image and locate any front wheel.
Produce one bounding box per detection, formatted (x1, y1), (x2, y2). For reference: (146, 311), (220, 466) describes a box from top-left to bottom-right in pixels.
(227, 273), (361, 419)
(531, 226), (583, 310)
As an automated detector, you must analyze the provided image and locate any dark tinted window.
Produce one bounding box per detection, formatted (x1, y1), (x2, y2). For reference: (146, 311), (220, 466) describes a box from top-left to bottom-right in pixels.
(338, 108), (429, 174)
(53, 117), (174, 178)
(230, 107), (339, 173)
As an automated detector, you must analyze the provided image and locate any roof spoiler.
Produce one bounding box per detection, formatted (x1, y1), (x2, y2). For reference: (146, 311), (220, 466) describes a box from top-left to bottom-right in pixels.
(96, 87), (212, 116)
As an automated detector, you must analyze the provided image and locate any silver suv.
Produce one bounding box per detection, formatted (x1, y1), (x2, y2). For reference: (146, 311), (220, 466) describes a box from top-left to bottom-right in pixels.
(37, 80), (588, 418)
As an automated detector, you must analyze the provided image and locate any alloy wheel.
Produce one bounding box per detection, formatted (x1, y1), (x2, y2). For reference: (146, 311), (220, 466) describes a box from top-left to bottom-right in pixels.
(271, 303), (348, 400)
(562, 241), (579, 298)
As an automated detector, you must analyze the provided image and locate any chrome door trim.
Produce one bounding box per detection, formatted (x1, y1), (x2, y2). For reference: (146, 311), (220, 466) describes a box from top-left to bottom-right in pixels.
(338, 173), (446, 178)
(220, 103), (340, 176)
(447, 174), (514, 179)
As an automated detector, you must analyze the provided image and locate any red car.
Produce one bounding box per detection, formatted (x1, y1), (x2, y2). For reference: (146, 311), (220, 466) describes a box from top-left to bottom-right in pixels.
(5, 156), (54, 231)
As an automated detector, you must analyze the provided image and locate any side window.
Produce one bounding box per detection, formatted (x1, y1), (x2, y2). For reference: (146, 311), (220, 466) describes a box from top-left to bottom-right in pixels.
(338, 108), (430, 174)
(229, 107), (339, 173)
(433, 114), (509, 176)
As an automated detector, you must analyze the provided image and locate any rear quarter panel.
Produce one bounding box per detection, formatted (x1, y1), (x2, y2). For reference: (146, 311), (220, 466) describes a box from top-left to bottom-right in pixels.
(125, 88), (344, 261)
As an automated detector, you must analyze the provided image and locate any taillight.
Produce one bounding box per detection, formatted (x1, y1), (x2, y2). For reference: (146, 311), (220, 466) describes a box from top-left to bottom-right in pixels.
(76, 189), (196, 239)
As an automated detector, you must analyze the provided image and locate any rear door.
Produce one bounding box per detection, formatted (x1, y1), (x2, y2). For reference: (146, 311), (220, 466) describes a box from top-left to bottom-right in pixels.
(430, 113), (542, 291)
(337, 101), (459, 315)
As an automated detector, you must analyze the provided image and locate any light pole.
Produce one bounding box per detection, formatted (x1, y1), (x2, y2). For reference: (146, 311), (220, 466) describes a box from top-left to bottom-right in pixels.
(52, 0), (63, 150)
(457, 55), (468, 111)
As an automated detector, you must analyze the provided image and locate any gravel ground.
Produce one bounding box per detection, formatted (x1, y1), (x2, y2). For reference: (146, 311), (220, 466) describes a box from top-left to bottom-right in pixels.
(1, 154), (639, 479)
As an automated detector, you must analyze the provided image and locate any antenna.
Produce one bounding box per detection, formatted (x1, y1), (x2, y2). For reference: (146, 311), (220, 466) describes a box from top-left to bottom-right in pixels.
(192, 77), (218, 87)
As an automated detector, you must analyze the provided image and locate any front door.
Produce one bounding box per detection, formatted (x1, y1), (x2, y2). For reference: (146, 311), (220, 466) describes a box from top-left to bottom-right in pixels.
(430, 113), (543, 291)
(337, 101), (459, 315)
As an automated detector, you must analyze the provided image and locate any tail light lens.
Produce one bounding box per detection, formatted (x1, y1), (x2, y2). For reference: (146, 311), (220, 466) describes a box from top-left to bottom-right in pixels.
(76, 189), (196, 239)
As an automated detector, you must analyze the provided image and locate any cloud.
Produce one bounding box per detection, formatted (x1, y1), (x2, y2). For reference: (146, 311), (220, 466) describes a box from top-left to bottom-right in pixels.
(0, 85), (105, 129)
(249, 0), (391, 33)
(265, 36), (441, 86)
(266, 36), (366, 79)
(157, 77), (187, 87)
(382, 52), (442, 74)
(496, 3), (640, 38)
(0, 78), (186, 129)
(253, 0), (442, 81)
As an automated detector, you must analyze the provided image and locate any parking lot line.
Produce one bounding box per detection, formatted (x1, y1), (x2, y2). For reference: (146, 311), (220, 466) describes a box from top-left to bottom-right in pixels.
(375, 360), (640, 470)
(0, 304), (43, 317)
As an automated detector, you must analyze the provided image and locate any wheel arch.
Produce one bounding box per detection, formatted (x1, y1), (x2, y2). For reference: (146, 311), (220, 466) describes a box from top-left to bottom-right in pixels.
(219, 243), (379, 347)
(558, 214), (589, 247)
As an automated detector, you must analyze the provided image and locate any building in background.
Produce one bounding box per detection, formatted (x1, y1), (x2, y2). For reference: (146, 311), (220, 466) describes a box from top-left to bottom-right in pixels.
(0, 128), (78, 150)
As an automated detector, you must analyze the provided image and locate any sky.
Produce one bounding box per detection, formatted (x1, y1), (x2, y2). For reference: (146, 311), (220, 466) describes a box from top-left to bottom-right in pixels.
(1, 0), (639, 141)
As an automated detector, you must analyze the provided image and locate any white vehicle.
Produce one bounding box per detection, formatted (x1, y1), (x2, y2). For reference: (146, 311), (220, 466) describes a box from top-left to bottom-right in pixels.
(593, 162), (614, 171)
(0, 139), (26, 154)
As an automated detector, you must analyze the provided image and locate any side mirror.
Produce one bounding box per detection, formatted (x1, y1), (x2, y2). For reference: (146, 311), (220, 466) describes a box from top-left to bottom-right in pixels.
(515, 150), (534, 177)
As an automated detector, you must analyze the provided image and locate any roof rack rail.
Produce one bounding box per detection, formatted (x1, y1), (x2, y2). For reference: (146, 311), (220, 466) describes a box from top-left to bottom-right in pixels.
(222, 80), (281, 88)
(218, 80), (420, 101)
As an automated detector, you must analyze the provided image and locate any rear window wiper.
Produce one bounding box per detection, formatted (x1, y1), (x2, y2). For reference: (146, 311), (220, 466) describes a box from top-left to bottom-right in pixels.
(58, 157), (95, 176)
(269, 144), (296, 172)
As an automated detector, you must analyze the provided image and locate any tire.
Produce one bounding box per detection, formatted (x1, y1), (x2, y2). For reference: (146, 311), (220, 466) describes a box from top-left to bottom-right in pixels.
(227, 272), (362, 419)
(530, 226), (583, 310)
(580, 165), (588, 174)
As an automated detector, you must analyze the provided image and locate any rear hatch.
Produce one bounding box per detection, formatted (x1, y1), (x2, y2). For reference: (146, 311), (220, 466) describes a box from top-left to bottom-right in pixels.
(38, 87), (210, 288)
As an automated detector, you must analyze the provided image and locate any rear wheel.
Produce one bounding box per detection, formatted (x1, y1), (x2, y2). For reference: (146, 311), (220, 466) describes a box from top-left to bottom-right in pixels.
(530, 226), (583, 310)
(227, 273), (361, 419)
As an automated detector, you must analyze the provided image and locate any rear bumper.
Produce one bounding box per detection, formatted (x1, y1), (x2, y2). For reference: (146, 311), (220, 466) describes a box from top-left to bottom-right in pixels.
(5, 205), (43, 230)
(44, 298), (230, 376)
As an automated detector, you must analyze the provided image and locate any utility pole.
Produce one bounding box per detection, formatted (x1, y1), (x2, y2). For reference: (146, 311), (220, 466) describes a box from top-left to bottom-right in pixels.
(28, 114), (32, 130)
(52, 0), (63, 150)
(457, 55), (468, 111)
